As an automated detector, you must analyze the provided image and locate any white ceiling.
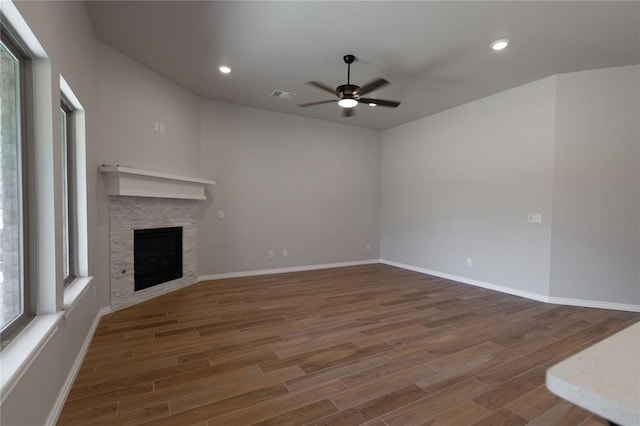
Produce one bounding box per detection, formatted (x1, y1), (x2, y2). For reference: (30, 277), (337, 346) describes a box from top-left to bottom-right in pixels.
(86, 1), (640, 130)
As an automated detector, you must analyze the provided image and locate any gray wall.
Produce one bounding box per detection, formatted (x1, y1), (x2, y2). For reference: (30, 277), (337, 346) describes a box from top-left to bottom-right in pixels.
(198, 100), (381, 275)
(93, 42), (204, 308)
(3, 1), (101, 424)
(3, 3), (381, 422)
(380, 65), (640, 306)
(3, 1), (639, 424)
(381, 77), (557, 296)
(550, 65), (640, 304)
(95, 42), (202, 177)
(3, 2), (205, 424)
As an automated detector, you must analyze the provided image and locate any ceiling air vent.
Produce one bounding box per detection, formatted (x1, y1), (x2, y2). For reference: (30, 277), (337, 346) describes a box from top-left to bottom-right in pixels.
(271, 90), (296, 100)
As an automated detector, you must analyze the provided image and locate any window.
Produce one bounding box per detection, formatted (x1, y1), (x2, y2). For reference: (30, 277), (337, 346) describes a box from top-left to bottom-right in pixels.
(0, 34), (30, 344)
(60, 100), (75, 285)
(0, 3), (90, 359)
(60, 75), (90, 305)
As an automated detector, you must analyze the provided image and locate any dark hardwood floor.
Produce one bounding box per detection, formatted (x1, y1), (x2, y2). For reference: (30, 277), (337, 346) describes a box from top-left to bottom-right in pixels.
(58, 264), (639, 425)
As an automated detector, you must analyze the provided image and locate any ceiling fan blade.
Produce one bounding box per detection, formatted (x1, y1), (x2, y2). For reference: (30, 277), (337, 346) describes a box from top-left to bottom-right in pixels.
(342, 107), (355, 117)
(307, 81), (337, 95)
(298, 99), (338, 107)
(358, 78), (389, 96)
(359, 98), (401, 108)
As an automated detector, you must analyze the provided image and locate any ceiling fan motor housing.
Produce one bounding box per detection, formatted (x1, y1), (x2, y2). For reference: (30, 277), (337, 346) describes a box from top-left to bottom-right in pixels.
(343, 54), (356, 64)
(337, 84), (360, 99)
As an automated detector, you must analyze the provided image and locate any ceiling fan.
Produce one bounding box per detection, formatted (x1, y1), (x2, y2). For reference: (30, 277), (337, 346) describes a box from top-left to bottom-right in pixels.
(299, 54), (401, 117)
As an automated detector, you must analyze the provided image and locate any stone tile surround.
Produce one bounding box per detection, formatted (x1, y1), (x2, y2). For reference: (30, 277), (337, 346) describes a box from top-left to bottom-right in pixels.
(109, 196), (198, 311)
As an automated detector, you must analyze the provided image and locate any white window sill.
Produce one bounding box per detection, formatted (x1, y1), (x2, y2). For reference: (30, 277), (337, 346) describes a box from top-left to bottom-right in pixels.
(0, 276), (94, 402)
(0, 312), (64, 403)
(63, 276), (94, 318)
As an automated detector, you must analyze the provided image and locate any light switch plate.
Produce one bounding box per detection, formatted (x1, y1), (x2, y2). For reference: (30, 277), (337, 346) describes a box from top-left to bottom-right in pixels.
(528, 213), (543, 223)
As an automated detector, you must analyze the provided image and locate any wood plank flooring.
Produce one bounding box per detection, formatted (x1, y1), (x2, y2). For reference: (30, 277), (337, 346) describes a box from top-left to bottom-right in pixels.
(58, 264), (639, 425)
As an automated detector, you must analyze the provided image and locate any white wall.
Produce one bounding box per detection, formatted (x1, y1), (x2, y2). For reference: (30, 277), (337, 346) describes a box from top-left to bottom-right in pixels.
(550, 65), (640, 304)
(381, 77), (557, 297)
(198, 100), (381, 275)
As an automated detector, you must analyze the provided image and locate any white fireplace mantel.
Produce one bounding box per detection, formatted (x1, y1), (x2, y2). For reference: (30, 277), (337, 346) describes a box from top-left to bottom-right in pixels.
(99, 165), (215, 200)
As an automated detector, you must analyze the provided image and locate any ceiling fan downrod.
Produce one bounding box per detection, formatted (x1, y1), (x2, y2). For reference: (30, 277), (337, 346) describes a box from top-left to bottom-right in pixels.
(344, 54), (355, 85)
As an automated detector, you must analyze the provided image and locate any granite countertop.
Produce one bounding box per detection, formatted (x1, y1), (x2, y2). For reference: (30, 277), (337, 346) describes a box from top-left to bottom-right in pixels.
(546, 321), (640, 426)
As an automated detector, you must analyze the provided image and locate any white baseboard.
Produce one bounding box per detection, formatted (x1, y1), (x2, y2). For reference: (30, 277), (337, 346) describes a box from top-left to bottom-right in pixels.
(380, 259), (640, 313)
(46, 305), (111, 426)
(380, 259), (550, 303)
(546, 296), (640, 313)
(197, 259), (379, 282)
(98, 306), (113, 317)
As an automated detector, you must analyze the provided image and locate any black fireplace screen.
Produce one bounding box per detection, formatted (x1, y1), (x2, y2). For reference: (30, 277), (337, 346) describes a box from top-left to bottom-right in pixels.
(134, 227), (183, 291)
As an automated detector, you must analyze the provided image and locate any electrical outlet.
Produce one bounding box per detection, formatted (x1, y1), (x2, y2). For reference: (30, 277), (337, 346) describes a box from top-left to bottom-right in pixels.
(466, 258), (473, 266)
(283, 249), (288, 257)
(268, 250), (274, 258)
(528, 213), (543, 223)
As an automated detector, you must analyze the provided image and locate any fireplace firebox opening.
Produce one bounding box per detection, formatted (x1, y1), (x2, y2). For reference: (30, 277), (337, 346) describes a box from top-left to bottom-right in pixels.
(134, 226), (183, 291)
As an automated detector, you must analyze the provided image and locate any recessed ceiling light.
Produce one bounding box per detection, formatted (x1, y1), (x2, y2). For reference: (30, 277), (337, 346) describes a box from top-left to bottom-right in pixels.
(338, 98), (358, 108)
(368, 102), (377, 107)
(490, 39), (510, 51)
(218, 65), (232, 74)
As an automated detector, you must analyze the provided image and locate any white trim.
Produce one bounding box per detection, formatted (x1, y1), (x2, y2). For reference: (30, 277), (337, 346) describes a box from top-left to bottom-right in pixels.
(60, 74), (89, 278)
(197, 259), (379, 282)
(63, 276), (94, 318)
(98, 165), (215, 186)
(0, 0), (48, 58)
(45, 305), (111, 426)
(33, 57), (58, 313)
(98, 306), (113, 317)
(59, 76), (82, 110)
(99, 165), (215, 201)
(380, 259), (640, 312)
(547, 296), (640, 313)
(0, 313), (64, 403)
(379, 259), (549, 302)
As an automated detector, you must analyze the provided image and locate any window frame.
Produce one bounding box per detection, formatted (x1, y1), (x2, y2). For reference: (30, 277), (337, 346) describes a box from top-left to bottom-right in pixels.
(0, 28), (34, 346)
(60, 97), (76, 286)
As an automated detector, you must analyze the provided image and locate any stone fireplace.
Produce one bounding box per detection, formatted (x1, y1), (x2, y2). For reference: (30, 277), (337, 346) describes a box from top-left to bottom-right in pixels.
(101, 166), (214, 311)
(109, 197), (197, 311)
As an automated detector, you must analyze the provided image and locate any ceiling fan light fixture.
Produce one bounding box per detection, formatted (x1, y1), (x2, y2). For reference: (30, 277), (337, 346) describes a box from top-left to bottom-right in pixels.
(218, 65), (232, 74)
(300, 54), (401, 115)
(338, 98), (358, 108)
(490, 39), (510, 51)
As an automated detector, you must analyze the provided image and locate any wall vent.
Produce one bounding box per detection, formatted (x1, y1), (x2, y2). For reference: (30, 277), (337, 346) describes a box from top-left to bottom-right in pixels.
(271, 90), (296, 100)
